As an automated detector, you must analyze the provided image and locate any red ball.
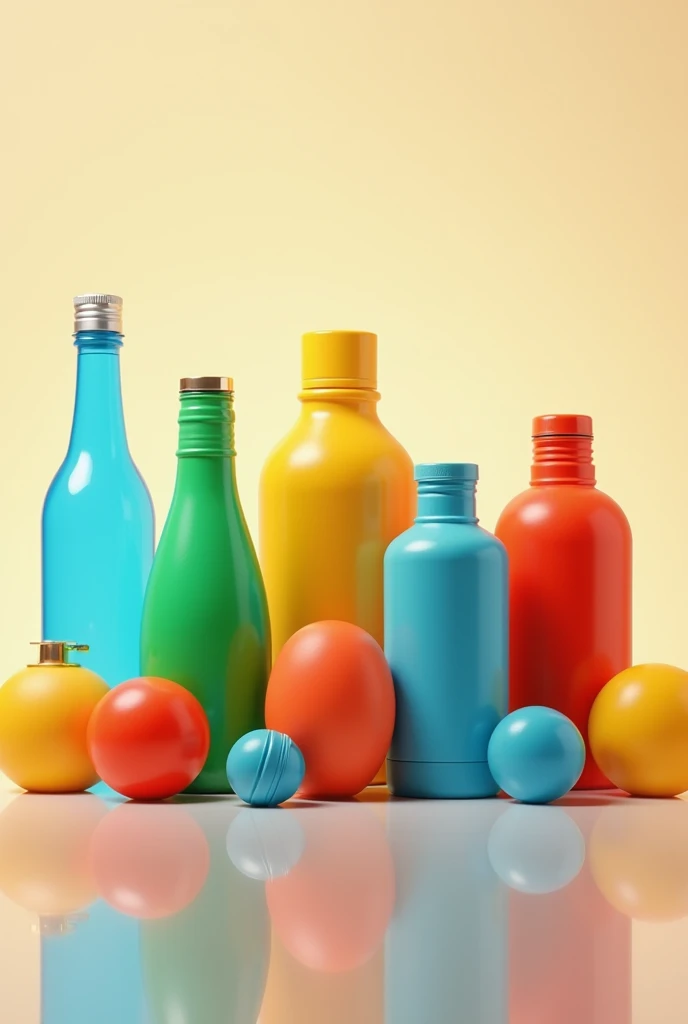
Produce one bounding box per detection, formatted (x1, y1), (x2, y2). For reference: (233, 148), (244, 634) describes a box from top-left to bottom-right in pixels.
(87, 677), (210, 800)
(89, 802), (210, 919)
(265, 620), (395, 798)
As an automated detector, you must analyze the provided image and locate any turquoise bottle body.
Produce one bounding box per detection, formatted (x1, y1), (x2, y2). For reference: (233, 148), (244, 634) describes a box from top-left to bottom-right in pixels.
(140, 377), (271, 793)
(42, 295), (154, 687)
(384, 463), (508, 798)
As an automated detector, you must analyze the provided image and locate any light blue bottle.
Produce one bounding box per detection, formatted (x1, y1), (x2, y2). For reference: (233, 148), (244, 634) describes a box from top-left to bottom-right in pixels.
(42, 294), (154, 687)
(384, 463), (508, 798)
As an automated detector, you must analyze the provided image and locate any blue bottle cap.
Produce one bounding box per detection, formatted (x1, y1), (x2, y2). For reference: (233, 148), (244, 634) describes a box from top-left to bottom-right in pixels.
(414, 463), (479, 483)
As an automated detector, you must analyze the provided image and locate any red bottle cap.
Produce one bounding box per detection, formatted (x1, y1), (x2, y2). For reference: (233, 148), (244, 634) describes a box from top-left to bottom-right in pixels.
(532, 414), (593, 438)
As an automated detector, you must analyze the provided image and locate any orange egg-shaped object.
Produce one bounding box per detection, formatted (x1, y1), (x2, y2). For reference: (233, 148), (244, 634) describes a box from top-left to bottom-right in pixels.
(265, 621), (395, 798)
(589, 799), (688, 922)
(265, 802), (395, 973)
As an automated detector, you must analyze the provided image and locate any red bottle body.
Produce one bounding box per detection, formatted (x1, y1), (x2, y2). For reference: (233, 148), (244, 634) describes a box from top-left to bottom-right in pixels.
(495, 415), (632, 789)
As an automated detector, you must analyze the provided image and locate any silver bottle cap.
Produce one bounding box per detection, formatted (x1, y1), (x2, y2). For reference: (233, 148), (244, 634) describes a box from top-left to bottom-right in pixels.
(73, 293), (123, 333)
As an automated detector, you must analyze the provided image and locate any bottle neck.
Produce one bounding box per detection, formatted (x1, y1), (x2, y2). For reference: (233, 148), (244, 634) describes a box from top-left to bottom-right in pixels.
(415, 480), (478, 524)
(298, 387), (381, 419)
(177, 391), (235, 458)
(69, 332), (128, 455)
(530, 435), (596, 485)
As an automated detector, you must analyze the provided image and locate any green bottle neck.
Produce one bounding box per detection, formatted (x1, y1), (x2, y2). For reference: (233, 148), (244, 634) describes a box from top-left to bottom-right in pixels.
(177, 391), (235, 458)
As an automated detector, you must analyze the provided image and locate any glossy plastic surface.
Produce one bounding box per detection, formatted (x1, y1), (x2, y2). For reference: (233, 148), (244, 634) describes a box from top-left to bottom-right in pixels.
(0, 794), (146, 1024)
(589, 663), (688, 796)
(140, 802), (270, 1024)
(42, 331), (154, 688)
(14, 786), (688, 1023)
(384, 465), (508, 797)
(265, 620), (396, 798)
(487, 706), (585, 804)
(87, 676), (210, 800)
(140, 389), (270, 793)
(495, 419), (632, 788)
(0, 663), (108, 792)
(259, 331), (414, 784)
(90, 802), (210, 919)
(507, 799), (631, 1024)
(385, 800), (507, 1024)
(226, 729), (305, 807)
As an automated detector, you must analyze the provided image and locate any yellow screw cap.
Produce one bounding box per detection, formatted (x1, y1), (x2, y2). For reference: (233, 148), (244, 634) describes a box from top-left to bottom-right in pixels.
(301, 330), (377, 390)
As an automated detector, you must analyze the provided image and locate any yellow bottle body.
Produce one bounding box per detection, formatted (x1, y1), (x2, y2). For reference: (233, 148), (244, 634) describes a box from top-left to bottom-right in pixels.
(260, 395), (414, 653)
(260, 332), (414, 785)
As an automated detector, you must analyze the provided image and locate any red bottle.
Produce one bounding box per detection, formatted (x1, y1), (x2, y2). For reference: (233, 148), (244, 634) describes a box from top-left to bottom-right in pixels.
(495, 415), (632, 789)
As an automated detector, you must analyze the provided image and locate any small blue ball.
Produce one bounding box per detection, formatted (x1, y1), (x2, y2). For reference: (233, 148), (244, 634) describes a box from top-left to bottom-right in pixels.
(487, 706), (585, 804)
(226, 729), (305, 808)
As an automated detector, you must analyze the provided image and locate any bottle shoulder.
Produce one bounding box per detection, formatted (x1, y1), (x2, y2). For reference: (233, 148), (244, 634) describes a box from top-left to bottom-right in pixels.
(495, 484), (631, 537)
(260, 406), (413, 482)
(44, 449), (154, 510)
(386, 522), (506, 562)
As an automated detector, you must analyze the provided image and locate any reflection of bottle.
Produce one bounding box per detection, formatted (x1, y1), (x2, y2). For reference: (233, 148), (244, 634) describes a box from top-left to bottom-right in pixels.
(260, 933), (385, 1024)
(507, 799), (631, 1024)
(42, 294), (154, 687)
(141, 801), (270, 1024)
(259, 331), (415, 784)
(0, 794), (147, 1024)
(385, 800), (507, 1024)
(260, 802), (393, 1024)
(141, 377), (270, 793)
(384, 464), (508, 797)
(495, 415), (632, 788)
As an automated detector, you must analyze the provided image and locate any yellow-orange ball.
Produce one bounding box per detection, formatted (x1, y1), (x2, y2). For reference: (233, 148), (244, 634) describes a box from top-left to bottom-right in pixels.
(588, 663), (688, 797)
(0, 664), (108, 793)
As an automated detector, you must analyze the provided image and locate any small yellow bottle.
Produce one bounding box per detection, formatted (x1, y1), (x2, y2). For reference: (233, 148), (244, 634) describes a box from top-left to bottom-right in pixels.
(259, 331), (415, 783)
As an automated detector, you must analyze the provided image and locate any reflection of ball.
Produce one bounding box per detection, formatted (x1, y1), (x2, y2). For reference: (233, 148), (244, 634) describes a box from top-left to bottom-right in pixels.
(226, 730), (305, 807)
(589, 664), (688, 797)
(0, 794), (107, 917)
(226, 808), (305, 881)
(488, 804), (585, 894)
(487, 706), (585, 804)
(89, 802), (209, 919)
(265, 621), (395, 798)
(589, 801), (688, 921)
(87, 677), (210, 800)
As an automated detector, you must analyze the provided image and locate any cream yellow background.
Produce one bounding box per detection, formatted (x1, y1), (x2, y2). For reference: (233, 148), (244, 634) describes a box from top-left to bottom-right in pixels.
(0, 1), (687, 1020)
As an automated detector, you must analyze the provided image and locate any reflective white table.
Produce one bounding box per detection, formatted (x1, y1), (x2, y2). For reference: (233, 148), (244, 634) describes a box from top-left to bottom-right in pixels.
(0, 783), (686, 1023)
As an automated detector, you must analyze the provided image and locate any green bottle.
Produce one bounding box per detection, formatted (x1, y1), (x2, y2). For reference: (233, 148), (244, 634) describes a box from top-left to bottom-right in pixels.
(141, 376), (271, 793)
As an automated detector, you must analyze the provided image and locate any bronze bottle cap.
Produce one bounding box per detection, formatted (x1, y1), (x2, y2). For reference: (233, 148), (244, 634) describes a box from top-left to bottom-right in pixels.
(179, 376), (234, 393)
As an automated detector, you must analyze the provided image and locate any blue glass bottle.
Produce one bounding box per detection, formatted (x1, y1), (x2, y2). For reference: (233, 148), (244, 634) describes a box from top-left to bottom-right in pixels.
(42, 294), (154, 687)
(384, 463), (508, 798)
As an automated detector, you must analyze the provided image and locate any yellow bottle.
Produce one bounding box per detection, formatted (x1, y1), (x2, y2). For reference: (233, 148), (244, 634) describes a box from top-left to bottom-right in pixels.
(259, 331), (415, 784)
